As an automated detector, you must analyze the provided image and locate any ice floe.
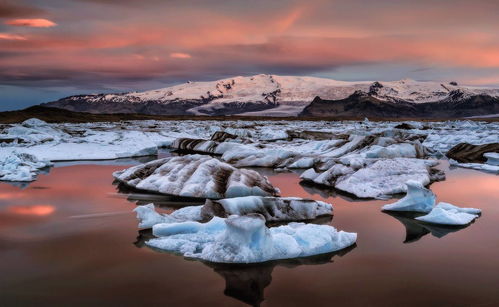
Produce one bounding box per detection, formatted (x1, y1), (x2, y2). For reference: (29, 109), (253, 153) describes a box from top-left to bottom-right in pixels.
(134, 196), (333, 229)
(113, 155), (279, 199)
(416, 203), (481, 226)
(381, 180), (435, 213)
(147, 213), (357, 263)
(449, 159), (499, 174)
(382, 181), (482, 226)
(0, 151), (52, 182)
(302, 158), (440, 199)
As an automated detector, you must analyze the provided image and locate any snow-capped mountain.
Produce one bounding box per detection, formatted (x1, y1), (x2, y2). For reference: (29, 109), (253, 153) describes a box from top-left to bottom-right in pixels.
(43, 74), (499, 117)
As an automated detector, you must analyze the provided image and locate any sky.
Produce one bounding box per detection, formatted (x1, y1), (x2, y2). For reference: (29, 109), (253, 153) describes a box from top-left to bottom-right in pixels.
(0, 0), (498, 111)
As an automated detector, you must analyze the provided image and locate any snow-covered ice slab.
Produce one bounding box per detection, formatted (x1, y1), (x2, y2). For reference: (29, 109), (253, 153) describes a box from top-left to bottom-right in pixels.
(0, 118), (177, 161)
(147, 213), (357, 263)
(134, 204), (203, 229)
(449, 159), (499, 174)
(134, 196), (333, 229)
(0, 151), (52, 182)
(416, 202), (481, 226)
(302, 158), (438, 199)
(113, 155), (279, 199)
(382, 180), (435, 213)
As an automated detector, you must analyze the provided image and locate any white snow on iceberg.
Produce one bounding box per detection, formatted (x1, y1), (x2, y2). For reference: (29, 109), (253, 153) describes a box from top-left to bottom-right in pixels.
(147, 213), (357, 263)
(381, 180), (435, 213)
(134, 204), (203, 229)
(0, 151), (52, 182)
(449, 159), (499, 174)
(307, 158), (437, 199)
(415, 202), (481, 226)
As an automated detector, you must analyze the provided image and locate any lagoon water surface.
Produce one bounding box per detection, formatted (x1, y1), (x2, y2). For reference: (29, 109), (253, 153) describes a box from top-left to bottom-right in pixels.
(0, 160), (498, 306)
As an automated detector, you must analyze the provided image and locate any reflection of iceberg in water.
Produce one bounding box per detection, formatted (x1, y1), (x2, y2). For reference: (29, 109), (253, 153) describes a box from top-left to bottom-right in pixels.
(134, 229), (355, 307)
(206, 246), (356, 307)
(383, 211), (472, 243)
(113, 180), (205, 208)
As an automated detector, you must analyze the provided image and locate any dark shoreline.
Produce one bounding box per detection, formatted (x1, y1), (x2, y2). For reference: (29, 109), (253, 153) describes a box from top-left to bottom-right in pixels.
(1, 105), (497, 124)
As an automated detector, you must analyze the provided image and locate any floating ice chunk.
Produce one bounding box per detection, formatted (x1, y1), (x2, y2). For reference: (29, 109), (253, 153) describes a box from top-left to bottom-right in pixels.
(147, 214), (357, 263)
(114, 155), (279, 198)
(223, 147), (296, 168)
(435, 202), (481, 215)
(288, 157), (315, 169)
(382, 180), (435, 213)
(335, 158), (432, 198)
(135, 196), (332, 228)
(135, 204), (173, 228)
(364, 143), (417, 159)
(134, 204), (203, 229)
(415, 202), (481, 225)
(300, 168), (321, 181)
(22, 118), (50, 127)
(321, 135), (367, 157)
(0, 151), (52, 182)
(202, 196), (333, 222)
(449, 159), (499, 174)
(484, 152), (499, 166)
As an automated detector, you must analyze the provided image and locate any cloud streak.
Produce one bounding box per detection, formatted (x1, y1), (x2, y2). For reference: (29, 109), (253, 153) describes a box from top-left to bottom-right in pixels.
(5, 18), (57, 27)
(0, 33), (26, 40)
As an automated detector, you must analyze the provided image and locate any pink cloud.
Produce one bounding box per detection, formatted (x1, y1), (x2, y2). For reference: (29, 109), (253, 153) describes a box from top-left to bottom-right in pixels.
(0, 33), (26, 40)
(5, 18), (57, 28)
(170, 52), (191, 59)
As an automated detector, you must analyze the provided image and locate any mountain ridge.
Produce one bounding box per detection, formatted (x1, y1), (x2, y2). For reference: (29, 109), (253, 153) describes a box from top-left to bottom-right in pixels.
(42, 74), (499, 117)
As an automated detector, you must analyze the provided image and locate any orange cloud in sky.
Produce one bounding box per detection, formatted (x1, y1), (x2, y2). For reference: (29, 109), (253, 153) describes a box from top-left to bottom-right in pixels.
(5, 18), (57, 27)
(0, 33), (26, 40)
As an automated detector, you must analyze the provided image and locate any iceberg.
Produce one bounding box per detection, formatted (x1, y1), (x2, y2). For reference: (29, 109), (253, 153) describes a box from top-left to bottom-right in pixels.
(484, 152), (499, 166)
(147, 213), (357, 263)
(381, 180), (435, 213)
(134, 204), (203, 229)
(334, 158), (435, 198)
(114, 155), (279, 199)
(382, 183), (482, 226)
(0, 151), (53, 182)
(415, 202), (481, 226)
(134, 196), (333, 228)
(449, 159), (499, 174)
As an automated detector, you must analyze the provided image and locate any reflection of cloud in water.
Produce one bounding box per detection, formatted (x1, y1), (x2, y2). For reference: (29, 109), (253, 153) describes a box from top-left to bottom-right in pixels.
(7, 205), (55, 216)
(383, 211), (472, 243)
(134, 228), (355, 307)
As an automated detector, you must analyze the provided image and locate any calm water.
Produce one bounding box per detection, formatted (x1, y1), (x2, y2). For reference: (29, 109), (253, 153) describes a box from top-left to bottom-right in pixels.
(0, 160), (498, 306)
